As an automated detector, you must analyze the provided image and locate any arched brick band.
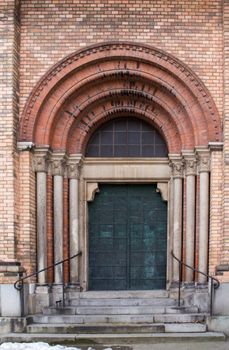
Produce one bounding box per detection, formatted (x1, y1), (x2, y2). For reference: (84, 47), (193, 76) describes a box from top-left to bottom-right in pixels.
(20, 42), (222, 153)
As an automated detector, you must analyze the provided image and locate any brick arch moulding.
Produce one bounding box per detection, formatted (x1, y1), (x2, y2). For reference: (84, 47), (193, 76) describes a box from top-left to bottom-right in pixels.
(19, 42), (222, 153)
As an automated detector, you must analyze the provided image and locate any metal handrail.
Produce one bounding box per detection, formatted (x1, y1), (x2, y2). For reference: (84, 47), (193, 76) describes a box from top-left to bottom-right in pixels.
(14, 251), (82, 316)
(171, 250), (220, 316)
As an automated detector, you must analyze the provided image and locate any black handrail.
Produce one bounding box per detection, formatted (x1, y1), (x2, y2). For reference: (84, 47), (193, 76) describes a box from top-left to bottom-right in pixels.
(171, 250), (220, 316)
(14, 251), (82, 316)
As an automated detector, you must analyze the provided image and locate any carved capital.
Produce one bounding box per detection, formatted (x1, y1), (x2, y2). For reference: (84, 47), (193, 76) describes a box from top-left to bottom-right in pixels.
(169, 156), (184, 178)
(33, 148), (50, 173)
(183, 154), (197, 176)
(51, 154), (67, 176)
(198, 156), (210, 173)
(196, 148), (210, 173)
(67, 157), (83, 179)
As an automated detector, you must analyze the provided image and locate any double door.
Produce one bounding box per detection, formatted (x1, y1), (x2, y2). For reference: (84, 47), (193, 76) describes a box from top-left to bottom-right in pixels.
(88, 184), (167, 290)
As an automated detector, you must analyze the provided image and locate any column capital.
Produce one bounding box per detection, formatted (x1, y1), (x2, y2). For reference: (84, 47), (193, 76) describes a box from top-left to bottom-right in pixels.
(51, 153), (67, 176)
(196, 147), (211, 173)
(33, 147), (51, 173)
(169, 154), (184, 178)
(182, 152), (197, 176)
(67, 155), (83, 179)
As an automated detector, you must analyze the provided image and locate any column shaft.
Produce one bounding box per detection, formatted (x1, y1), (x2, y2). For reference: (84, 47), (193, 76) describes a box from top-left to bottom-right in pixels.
(54, 175), (64, 284)
(69, 178), (79, 283)
(173, 177), (183, 281)
(198, 171), (209, 282)
(36, 172), (47, 284)
(185, 174), (196, 281)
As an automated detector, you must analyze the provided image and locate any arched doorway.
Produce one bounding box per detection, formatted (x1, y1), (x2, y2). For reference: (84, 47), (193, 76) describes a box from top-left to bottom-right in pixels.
(18, 42), (222, 292)
(86, 117), (168, 291)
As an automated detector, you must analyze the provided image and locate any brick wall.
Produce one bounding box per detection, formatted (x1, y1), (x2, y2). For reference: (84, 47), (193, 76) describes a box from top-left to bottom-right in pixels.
(19, 0), (224, 119)
(0, 0), (225, 283)
(0, 0), (20, 262)
(222, 1), (229, 268)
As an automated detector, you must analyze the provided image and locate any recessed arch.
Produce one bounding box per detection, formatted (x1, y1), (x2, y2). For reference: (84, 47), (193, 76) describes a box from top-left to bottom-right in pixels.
(20, 42), (222, 153)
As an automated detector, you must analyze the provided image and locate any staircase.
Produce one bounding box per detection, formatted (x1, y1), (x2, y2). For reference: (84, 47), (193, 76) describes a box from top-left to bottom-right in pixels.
(7, 290), (221, 344)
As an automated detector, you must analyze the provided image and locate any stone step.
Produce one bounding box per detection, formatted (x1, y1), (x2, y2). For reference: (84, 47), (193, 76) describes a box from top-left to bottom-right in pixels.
(1, 332), (225, 344)
(43, 305), (198, 316)
(65, 290), (169, 299)
(26, 322), (207, 334)
(68, 297), (178, 307)
(27, 323), (165, 334)
(29, 313), (206, 324)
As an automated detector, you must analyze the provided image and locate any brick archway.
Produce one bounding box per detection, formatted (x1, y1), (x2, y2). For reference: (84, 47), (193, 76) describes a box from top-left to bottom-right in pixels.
(20, 42), (222, 153)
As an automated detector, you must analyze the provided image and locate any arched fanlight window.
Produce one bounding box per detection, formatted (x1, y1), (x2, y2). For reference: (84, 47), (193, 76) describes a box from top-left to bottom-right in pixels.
(86, 118), (168, 157)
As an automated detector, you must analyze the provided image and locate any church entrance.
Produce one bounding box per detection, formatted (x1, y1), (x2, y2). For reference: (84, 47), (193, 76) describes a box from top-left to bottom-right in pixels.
(88, 184), (167, 291)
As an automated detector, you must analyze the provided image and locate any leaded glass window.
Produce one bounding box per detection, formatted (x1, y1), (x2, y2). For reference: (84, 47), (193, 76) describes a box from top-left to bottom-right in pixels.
(86, 118), (168, 157)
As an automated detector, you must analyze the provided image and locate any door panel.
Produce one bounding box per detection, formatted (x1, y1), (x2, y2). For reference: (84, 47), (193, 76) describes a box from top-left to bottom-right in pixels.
(88, 184), (167, 290)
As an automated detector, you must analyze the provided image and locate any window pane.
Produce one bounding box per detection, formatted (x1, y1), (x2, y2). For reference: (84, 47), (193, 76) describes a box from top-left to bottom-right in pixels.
(128, 145), (141, 157)
(115, 120), (127, 131)
(89, 132), (100, 145)
(128, 132), (140, 145)
(86, 117), (168, 157)
(155, 132), (165, 145)
(142, 145), (155, 157)
(114, 145), (128, 157)
(142, 131), (155, 144)
(101, 131), (113, 145)
(86, 145), (99, 157)
(114, 132), (126, 144)
(128, 120), (140, 131)
(155, 145), (168, 157)
(101, 145), (113, 157)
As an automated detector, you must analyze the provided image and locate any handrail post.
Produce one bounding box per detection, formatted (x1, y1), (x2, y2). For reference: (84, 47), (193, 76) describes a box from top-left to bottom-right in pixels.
(178, 260), (182, 307)
(210, 277), (214, 316)
(20, 280), (25, 317)
(62, 261), (65, 307)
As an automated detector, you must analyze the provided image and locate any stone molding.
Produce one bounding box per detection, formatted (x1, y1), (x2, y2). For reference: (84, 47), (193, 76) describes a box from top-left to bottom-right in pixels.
(33, 148), (51, 173)
(17, 141), (35, 151)
(156, 182), (168, 201)
(86, 182), (100, 202)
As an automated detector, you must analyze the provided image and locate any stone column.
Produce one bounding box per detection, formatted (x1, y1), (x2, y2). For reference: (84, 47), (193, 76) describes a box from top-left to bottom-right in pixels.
(197, 148), (210, 283)
(33, 148), (50, 284)
(51, 155), (66, 284)
(183, 153), (197, 282)
(169, 156), (184, 282)
(67, 157), (82, 285)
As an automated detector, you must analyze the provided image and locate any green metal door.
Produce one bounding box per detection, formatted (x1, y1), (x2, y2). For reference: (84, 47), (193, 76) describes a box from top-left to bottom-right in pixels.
(88, 184), (167, 290)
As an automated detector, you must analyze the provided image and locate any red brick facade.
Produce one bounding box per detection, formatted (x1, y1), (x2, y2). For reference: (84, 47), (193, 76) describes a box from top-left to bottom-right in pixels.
(0, 0), (228, 286)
